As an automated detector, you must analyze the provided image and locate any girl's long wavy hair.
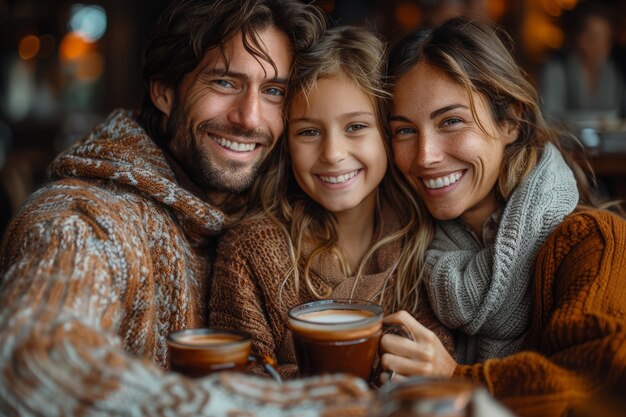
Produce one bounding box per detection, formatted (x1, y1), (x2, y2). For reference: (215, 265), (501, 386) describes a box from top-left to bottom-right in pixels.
(247, 25), (434, 312)
(387, 17), (616, 211)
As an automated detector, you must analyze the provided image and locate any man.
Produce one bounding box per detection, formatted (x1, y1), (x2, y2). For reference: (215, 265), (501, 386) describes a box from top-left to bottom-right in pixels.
(0, 1), (370, 415)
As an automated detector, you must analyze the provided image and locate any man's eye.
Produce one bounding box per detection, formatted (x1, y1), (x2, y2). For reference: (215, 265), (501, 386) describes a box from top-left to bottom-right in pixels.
(214, 79), (234, 88)
(265, 87), (284, 97)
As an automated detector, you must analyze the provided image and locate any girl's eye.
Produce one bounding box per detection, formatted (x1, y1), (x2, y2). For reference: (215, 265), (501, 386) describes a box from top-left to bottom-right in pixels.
(346, 123), (367, 133)
(298, 129), (320, 137)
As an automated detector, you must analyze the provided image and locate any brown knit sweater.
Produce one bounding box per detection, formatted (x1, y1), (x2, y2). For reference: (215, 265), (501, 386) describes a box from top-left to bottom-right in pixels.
(209, 204), (453, 379)
(454, 210), (626, 417)
(0, 110), (372, 417)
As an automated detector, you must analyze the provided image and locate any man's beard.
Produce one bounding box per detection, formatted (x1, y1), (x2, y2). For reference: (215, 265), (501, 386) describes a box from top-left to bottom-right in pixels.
(164, 105), (273, 194)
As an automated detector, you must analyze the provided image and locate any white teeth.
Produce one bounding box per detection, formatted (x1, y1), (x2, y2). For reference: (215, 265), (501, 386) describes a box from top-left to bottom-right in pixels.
(423, 171), (462, 189)
(319, 170), (359, 184)
(213, 137), (256, 152)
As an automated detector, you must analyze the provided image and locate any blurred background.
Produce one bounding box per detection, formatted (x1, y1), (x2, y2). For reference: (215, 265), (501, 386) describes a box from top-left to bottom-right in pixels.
(1, 0), (625, 238)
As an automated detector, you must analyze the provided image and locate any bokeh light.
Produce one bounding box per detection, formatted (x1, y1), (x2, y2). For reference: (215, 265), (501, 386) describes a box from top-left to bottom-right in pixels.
(59, 32), (92, 61)
(18, 35), (40, 60)
(486, 0), (507, 22)
(69, 4), (107, 42)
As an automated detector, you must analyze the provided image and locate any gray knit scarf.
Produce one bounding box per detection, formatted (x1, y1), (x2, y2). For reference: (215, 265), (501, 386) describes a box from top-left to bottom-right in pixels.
(423, 144), (579, 364)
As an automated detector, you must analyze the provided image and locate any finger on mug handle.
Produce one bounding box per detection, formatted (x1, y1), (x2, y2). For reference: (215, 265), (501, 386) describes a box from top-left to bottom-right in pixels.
(382, 323), (414, 342)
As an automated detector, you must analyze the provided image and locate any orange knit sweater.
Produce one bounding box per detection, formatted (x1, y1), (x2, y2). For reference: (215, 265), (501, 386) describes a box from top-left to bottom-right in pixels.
(454, 210), (626, 417)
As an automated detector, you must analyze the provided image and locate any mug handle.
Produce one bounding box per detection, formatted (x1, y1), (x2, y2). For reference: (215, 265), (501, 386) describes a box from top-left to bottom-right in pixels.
(249, 354), (283, 384)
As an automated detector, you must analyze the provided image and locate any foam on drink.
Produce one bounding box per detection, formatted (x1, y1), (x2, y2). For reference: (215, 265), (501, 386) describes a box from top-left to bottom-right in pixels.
(299, 309), (373, 323)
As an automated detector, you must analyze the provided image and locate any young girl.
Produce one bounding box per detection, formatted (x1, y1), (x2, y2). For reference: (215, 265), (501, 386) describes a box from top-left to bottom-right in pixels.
(208, 25), (452, 379)
(379, 18), (626, 416)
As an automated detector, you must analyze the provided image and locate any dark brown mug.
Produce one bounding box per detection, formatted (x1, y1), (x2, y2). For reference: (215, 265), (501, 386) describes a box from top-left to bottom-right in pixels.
(167, 328), (281, 382)
(288, 299), (384, 380)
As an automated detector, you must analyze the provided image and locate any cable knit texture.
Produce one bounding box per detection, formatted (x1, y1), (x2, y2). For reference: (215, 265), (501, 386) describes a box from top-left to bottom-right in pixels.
(0, 109), (371, 417)
(209, 203), (454, 379)
(424, 144), (579, 363)
(454, 210), (626, 417)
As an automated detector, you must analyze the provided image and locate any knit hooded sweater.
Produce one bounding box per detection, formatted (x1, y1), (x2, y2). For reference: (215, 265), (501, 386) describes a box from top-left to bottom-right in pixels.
(0, 110), (372, 417)
(454, 210), (626, 417)
(209, 203), (454, 379)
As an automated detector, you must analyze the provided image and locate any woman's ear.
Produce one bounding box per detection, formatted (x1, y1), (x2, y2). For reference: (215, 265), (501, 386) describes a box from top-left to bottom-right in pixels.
(501, 103), (522, 144)
(150, 80), (174, 117)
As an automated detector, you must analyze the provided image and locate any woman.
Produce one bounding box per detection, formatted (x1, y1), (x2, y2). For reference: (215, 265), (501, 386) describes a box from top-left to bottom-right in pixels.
(380, 18), (626, 416)
(209, 25), (451, 379)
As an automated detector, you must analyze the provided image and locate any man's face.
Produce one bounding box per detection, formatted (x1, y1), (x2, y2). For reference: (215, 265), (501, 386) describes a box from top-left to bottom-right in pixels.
(158, 28), (292, 198)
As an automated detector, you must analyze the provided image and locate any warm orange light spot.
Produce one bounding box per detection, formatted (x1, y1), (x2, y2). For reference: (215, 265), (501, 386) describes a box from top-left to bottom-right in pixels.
(523, 13), (564, 57)
(59, 32), (91, 61)
(18, 35), (40, 60)
(395, 2), (422, 30)
(542, 0), (562, 17)
(486, 0), (507, 22)
(544, 26), (564, 49)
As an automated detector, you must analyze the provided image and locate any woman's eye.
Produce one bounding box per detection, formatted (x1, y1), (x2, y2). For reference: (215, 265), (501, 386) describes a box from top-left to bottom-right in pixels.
(393, 127), (416, 136)
(441, 117), (462, 127)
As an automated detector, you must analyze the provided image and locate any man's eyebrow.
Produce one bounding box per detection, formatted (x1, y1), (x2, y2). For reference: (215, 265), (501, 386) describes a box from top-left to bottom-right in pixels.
(202, 68), (288, 85)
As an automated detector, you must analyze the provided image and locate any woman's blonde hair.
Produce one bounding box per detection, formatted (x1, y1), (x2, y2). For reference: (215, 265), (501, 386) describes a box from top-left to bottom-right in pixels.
(387, 18), (610, 209)
(248, 25), (434, 312)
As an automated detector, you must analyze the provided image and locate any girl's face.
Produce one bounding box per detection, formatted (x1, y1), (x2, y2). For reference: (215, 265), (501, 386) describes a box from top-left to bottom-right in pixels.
(390, 62), (517, 234)
(288, 72), (387, 216)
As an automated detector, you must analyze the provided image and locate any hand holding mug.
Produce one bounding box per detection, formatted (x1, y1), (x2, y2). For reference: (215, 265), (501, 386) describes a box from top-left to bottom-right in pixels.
(379, 310), (457, 381)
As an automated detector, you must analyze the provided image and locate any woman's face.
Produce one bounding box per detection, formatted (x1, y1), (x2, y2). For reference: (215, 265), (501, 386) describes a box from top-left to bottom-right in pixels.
(288, 72), (387, 217)
(390, 62), (517, 234)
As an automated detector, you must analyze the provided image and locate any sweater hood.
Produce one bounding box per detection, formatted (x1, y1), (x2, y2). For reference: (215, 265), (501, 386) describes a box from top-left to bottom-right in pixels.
(48, 109), (226, 236)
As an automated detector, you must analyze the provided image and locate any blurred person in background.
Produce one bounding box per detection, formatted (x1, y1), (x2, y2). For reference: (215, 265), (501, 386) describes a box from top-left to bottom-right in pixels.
(539, 1), (626, 126)
(0, 0), (373, 416)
